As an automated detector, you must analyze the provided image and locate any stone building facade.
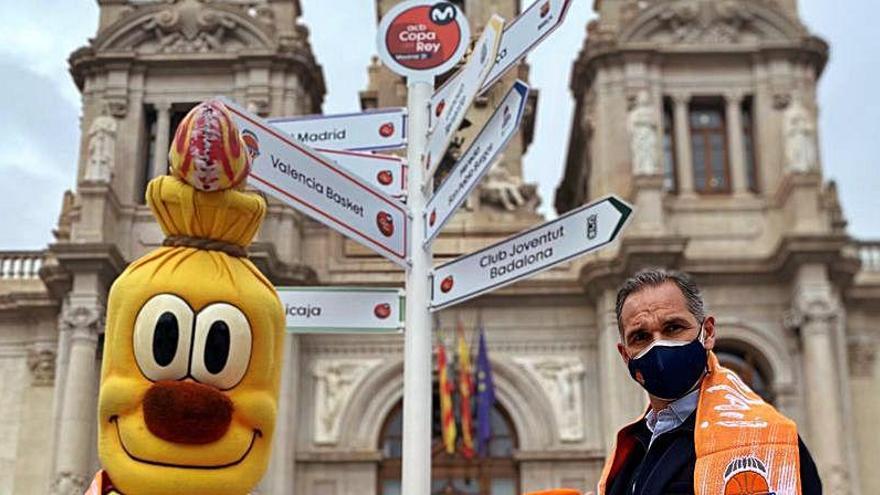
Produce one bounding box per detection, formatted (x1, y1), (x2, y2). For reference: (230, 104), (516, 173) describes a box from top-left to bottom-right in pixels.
(0, 0), (878, 494)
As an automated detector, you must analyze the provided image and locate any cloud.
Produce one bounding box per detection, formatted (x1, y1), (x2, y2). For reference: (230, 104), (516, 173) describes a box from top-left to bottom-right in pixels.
(0, 1), (97, 108)
(0, 59), (80, 249)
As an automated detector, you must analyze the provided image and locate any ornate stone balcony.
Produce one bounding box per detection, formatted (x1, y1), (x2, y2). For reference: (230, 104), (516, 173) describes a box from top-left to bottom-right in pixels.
(0, 251), (44, 280)
(858, 240), (880, 272)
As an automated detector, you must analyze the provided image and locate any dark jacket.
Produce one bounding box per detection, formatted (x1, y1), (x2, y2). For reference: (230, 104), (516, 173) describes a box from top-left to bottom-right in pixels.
(605, 411), (823, 495)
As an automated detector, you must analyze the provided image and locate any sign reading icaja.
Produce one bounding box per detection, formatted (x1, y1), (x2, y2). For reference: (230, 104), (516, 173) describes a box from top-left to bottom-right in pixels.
(377, 0), (470, 79)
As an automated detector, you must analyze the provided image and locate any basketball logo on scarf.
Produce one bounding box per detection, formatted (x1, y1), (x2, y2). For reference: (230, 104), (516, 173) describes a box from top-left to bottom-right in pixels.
(723, 456), (774, 495)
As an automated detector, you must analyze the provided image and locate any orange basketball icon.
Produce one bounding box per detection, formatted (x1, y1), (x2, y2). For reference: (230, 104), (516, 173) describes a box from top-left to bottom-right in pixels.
(723, 470), (773, 495)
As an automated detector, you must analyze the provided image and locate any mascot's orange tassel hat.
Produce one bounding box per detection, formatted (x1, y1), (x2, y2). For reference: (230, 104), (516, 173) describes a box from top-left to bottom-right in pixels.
(89, 100), (284, 495)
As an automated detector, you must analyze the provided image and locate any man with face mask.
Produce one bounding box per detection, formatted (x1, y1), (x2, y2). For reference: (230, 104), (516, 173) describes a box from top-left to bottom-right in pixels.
(596, 268), (822, 495)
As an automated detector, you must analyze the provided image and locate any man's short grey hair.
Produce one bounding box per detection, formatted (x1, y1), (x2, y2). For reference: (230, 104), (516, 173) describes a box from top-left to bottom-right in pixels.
(615, 268), (706, 335)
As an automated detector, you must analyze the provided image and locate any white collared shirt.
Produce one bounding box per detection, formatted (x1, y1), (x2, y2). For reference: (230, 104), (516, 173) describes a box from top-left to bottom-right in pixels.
(644, 388), (700, 449)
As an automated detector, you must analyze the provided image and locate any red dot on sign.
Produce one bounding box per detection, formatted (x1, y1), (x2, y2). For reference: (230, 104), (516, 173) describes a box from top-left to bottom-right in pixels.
(374, 303), (391, 319)
(377, 212), (395, 237)
(440, 275), (454, 293)
(379, 122), (395, 137)
(377, 170), (394, 185)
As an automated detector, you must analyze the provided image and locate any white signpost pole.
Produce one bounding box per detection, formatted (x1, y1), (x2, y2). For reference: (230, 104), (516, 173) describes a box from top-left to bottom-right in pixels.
(403, 79), (433, 495)
(375, 4), (484, 495)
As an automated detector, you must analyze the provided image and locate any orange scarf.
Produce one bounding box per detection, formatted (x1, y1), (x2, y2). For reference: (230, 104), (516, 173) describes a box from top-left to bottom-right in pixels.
(597, 352), (801, 495)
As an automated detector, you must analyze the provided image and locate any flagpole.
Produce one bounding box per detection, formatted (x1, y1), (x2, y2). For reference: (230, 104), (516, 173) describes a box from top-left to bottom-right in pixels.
(401, 77), (433, 495)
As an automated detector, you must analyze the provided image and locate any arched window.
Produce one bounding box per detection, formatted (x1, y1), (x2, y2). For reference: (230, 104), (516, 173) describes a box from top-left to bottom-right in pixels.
(378, 392), (519, 495)
(715, 341), (775, 403)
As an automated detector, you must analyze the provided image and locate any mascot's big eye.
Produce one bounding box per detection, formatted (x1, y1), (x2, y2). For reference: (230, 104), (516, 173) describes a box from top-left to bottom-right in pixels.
(133, 294), (194, 381)
(191, 303), (252, 390)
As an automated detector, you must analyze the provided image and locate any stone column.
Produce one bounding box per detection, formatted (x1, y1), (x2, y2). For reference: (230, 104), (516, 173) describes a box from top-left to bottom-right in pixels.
(670, 93), (695, 197)
(791, 266), (851, 494)
(259, 333), (299, 493)
(724, 92), (750, 196)
(151, 101), (171, 179)
(596, 289), (645, 449)
(51, 304), (103, 495)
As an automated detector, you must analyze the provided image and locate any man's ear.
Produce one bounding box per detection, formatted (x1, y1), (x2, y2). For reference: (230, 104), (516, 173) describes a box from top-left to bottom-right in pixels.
(703, 315), (716, 350)
(617, 342), (629, 365)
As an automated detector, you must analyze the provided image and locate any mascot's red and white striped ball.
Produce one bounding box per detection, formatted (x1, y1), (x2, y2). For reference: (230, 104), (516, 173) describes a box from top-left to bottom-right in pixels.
(168, 99), (250, 191)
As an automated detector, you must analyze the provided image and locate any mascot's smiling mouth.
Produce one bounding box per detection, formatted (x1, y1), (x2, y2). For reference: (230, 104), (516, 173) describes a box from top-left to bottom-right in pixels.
(110, 416), (262, 469)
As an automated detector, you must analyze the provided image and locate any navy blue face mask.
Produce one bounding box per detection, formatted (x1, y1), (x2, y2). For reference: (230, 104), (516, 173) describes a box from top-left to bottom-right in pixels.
(626, 324), (708, 401)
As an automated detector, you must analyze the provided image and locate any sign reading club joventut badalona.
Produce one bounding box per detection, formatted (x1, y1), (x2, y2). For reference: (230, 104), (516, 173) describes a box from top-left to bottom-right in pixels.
(0, 1), (878, 494)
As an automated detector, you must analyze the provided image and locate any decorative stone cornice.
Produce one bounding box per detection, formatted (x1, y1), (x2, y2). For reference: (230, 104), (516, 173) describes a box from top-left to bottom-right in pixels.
(47, 242), (126, 289)
(301, 339), (591, 357)
(68, 1), (327, 109)
(578, 235), (689, 299)
(571, 0), (827, 98)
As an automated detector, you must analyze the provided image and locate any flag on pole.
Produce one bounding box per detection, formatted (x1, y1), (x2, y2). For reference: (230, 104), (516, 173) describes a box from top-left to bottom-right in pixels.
(437, 339), (457, 454)
(475, 325), (496, 457)
(457, 319), (475, 459)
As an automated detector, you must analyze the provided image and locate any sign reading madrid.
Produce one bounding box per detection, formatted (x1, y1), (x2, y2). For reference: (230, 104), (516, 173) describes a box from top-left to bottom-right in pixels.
(224, 99), (410, 267)
(430, 197), (632, 310)
(269, 108), (406, 152)
(377, 0), (471, 79)
(278, 287), (405, 334)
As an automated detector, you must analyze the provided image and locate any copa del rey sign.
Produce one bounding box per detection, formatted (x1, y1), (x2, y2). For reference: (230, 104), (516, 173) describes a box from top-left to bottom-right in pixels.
(377, 0), (470, 79)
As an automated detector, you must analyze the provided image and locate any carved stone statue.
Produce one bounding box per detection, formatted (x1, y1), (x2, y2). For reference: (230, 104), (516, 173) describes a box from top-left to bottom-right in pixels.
(84, 107), (117, 182)
(27, 344), (56, 387)
(479, 155), (539, 212)
(628, 91), (658, 175)
(514, 356), (586, 442)
(783, 97), (819, 172)
(312, 359), (381, 444)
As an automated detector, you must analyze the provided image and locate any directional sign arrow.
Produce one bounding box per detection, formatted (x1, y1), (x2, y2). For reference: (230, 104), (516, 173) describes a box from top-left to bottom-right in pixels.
(278, 286), (405, 334)
(430, 0), (572, 116)
(269, 107), (407, 152)
(430, 196), (632, 310)
(424, 80), (529, 245)
(424, 14), (504, 180)
(224, 99), (411, 267)
(319, 148), (407, 199)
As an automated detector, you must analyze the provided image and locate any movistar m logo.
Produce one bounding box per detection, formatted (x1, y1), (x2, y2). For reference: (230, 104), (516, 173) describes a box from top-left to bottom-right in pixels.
(430, 2), (457, 25)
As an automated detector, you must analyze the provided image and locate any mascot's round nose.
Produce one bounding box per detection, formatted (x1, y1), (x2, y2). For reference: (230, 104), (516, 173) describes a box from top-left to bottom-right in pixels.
(143, 380), (234, 444)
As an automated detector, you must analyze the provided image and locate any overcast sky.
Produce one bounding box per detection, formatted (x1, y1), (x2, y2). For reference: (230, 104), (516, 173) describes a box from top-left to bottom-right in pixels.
(0, 0), (876, 251)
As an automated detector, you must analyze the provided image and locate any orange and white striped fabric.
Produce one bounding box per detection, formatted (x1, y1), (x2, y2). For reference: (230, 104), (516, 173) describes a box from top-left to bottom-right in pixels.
(693, 352), (801, 495)
(596, 351), (802, 495)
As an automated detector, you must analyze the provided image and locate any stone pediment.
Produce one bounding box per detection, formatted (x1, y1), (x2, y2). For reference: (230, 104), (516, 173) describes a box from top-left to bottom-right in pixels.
(618, 0), (806, 46)
(93, 0), (274, 55)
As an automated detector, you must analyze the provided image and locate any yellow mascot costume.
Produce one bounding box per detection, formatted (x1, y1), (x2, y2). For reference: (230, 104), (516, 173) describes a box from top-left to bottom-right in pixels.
(86, 100), (284, 495)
